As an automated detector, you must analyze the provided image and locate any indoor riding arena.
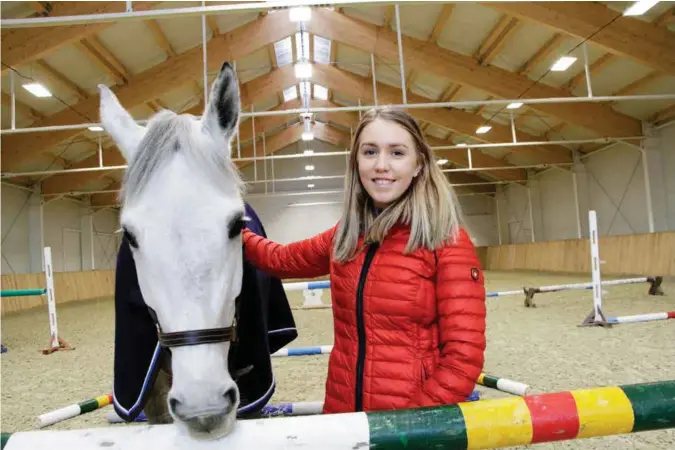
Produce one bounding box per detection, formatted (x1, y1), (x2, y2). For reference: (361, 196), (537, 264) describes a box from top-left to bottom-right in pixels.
(1, 1), (674, 449)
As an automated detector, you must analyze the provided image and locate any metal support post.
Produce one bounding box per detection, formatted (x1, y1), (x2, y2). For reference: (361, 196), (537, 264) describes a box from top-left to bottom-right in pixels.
(394, 4), (407, 104)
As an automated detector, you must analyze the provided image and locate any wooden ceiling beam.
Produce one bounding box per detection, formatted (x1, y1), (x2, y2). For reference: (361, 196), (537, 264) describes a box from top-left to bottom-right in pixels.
(650, 103), (675, 126)
(565, 53), (615, 92)
(34, 60), (89, 101)
(310, 63), (571, 165)
(236, 121), (350, 170)
(91, 191), (119, 208)
(1, 12), (297, 172)
(1, 92), (44, 122)
(428, 4), (455, 43)
(306, 9), (641, 138)
(41, 149), (126, 195)
(517, 33), (565, 76)
(488, 2), (675, 76)
(144, 20), (176, 57)
(474, 14), (520, 66)
(1, 2), (157, 73)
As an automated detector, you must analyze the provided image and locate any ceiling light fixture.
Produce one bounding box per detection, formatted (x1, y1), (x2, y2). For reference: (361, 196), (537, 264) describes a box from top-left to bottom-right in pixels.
(476, 126), (492, 134)
(550, 56), (577, 72)
(623, 0), (660, 16)
(507, 102), (523, 109)
(22, 83), (52, 98)
(289, 6), (311, 22)
(294, 61), (312, 79)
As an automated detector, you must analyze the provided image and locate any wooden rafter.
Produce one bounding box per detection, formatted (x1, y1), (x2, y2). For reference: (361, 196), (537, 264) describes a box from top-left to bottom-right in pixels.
(34, 60), (89, 101)
(654, 7), (675, 27)
(474, 14), (520, 66)
(613, 71), (663, 97)
(517, 33), (565, 75)
(306, 9), (641, 138)
(1, 12), (298, 172)
(77, 36), (128, 85)
(308, 62), (571, 166)
(1, 92), (44, 122)
(144, 20), (176, 57)
(1, 2), (157, 73)
(429, 4), (455, 43)
(650, 103), (675, 126)
(488, 2), (675, 76)
(565, 53), (615, 93)
(41, 149), (126, 195)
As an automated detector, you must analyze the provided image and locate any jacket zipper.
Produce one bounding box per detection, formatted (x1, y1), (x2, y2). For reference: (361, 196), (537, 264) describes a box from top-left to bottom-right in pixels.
(355, 243), (379, 412)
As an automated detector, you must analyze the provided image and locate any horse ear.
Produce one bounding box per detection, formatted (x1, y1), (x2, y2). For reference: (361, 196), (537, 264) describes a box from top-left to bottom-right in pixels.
(201, 62), (240, 147)
(98, 84), (146, 161)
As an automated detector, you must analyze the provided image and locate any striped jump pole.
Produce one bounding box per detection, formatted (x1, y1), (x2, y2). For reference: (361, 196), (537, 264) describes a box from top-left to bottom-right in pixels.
(608, 311), (675, 325)
(3, 380), (673, 450)
(271, 345), (333, 357)
(476, 373), (529, 396)
(36, 394), (112, 428)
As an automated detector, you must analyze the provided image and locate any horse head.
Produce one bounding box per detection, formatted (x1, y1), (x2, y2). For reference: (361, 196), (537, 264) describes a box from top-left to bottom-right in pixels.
(100, 62), (245, 439)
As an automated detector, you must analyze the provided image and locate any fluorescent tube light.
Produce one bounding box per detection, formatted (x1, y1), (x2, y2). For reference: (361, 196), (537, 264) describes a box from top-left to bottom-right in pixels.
(22, 83), (52, 98)
(289, 7), (311, 22)
(551, 56), (577, 72)
(623, 0), (659, 16)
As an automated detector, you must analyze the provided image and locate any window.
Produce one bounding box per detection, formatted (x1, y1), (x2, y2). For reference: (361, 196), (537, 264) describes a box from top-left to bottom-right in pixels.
(313, 84), (328, 100)
(283, 85), (298, 102)
(313, 35), (331, 64)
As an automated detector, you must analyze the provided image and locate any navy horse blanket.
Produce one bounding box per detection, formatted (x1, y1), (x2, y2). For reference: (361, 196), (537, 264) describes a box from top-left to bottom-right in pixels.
(112, 203), (297, 421)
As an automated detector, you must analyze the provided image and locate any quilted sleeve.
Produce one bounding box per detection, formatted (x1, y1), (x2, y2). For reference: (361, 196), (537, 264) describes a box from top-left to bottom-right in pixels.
(242, 225), (336, 280)
(406, 227), (487, 407)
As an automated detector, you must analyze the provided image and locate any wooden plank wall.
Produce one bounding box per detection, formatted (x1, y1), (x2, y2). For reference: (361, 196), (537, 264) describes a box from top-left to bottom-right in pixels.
(479, 231), (675, 277)
(1, 270), (115, 316)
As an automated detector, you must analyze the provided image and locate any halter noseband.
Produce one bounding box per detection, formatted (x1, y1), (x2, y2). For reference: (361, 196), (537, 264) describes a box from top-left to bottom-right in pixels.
(147, 307), (237, 348)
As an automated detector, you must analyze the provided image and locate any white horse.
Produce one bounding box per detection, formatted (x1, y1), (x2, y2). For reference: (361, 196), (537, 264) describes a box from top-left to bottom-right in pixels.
(99, 62), (245, 439)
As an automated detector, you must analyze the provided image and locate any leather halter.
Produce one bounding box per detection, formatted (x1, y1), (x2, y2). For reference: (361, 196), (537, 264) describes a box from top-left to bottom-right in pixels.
(147, 307), (237, 348)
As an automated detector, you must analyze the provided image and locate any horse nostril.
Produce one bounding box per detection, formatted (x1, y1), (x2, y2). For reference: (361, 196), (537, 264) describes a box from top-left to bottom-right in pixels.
(169, 396), (181, 414)
(223, 387), (237, 414)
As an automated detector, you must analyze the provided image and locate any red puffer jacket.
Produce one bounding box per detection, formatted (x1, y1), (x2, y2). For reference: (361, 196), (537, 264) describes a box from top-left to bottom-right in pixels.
(242, 223), (486, 413)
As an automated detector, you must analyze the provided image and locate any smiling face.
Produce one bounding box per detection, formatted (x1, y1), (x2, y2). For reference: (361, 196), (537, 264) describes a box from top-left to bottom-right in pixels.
(356, 118), (421, 209)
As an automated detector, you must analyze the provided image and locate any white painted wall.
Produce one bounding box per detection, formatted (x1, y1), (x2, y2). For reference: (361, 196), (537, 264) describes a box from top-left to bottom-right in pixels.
(500, 121), (675, 244)
(1, 183), (120, 275)
(1, 185), (31, 274)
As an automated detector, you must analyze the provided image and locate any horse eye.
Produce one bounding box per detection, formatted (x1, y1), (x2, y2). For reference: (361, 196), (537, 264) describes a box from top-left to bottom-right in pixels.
(124, 228), (139, 249)
(228, 218), (245, 239)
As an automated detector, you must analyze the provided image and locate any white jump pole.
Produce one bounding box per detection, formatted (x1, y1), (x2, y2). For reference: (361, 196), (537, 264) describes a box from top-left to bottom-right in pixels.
(607, 311), (675, 324)
(580, 210), (610, 326)
(43, 247), (59, 349)
(41, 247), (73, 354)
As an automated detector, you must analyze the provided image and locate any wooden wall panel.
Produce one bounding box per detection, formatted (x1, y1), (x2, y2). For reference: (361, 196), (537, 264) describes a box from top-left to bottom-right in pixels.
(479, 232), (675, 277)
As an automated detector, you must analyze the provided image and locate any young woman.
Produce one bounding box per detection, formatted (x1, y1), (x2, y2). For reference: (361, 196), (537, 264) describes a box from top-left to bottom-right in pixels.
(243, 107), (486, 414)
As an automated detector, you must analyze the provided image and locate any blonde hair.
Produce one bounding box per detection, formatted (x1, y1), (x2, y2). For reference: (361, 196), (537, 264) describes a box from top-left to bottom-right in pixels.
(332, 107), (464, 262)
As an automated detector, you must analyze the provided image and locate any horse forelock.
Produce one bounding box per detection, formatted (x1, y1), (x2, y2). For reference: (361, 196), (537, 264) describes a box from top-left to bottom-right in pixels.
(120, 111), (244, 206)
